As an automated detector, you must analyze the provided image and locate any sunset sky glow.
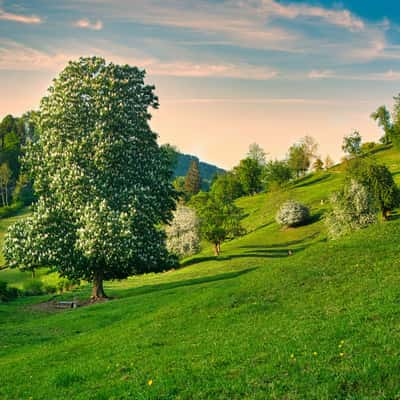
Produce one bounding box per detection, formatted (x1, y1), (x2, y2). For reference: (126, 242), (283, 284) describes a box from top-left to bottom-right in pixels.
(1, 0), (400, 168)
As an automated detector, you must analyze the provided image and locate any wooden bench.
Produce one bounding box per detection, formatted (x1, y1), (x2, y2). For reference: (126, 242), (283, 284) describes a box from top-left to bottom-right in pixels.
(56, 301), (78, 309)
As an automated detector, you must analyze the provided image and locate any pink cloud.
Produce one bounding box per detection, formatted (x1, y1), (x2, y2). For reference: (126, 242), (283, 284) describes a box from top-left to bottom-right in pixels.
(74, 18), (103, 30)
(0, 8), (42, 24)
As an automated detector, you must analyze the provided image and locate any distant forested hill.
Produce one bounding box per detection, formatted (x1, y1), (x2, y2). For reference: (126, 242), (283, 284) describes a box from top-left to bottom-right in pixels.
(174, 153), (225, 187)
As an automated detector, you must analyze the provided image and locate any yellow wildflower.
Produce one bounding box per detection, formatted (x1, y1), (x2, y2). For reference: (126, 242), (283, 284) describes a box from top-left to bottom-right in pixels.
(148, 379), (153, 386)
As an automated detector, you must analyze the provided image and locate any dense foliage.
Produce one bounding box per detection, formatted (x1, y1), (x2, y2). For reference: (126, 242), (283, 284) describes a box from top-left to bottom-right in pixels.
(4, 57), (178, 299)
(345, 158), (400, 219)
(325, 180), (377, 238)
(210, 172), (243, 203)
(342, 130), (362, 157)
(190, 192), (244, 255)
(234, 157), (263, 195)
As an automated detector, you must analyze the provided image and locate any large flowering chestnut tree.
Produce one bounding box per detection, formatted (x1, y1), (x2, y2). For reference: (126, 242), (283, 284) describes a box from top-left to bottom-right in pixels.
(3, 57), (178, 299)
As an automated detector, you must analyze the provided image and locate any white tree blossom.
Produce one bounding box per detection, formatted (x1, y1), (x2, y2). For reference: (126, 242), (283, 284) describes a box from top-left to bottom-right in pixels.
(166, 205), (200, 258)
(3, 57), (178, 299)
(276, 200), (310, 227)
(325, 179), (377, 238)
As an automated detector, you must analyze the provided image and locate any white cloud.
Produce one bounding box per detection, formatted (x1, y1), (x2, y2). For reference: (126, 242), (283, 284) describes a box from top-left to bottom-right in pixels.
(308, 70), (335, 79)
(74, 18), (103, 30)
(0, 8), (42, 24)
(0, 40), (278, 80)
(264, 1), (364, 32)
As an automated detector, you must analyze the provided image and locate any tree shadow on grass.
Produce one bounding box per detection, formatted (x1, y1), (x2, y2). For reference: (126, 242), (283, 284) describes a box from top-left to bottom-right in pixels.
(291, 173), (331, 189)
(180, 236), (321, 268)
(112, 267), (258, 299)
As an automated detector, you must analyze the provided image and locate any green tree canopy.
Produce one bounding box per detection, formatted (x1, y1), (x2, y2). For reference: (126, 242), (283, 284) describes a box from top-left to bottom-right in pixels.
(287, 142), (310, 177)
(189, 191), (244, 256)
(263, 160), (293, 189)
(210, 172), (243, 203)
(345, 158), (400, 220)
(234, 157), (263, 195)
(342, 130), (362, 157)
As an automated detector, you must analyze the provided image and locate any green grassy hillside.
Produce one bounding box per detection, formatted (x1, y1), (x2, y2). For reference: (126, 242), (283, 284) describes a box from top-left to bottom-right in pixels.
(1, 145), (400, 399)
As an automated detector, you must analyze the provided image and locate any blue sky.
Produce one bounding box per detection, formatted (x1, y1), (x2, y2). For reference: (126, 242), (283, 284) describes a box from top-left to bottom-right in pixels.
(1, 0), (400, 167)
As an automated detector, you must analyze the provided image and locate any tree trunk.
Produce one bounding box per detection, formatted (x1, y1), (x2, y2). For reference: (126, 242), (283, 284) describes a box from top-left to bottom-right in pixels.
(0, 184), (5, 207)
(382, 208), (390, 221)
(91, 270), (106, 300)
(213, 243), (220, 256)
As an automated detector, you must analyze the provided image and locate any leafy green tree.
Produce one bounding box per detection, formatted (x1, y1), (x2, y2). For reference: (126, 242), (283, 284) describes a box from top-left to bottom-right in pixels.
(234, 157), (263, 195)
(312, 158), (324, 172)
(287, 142), (310, 177)
(345, 158), (400, 220)
(184, 159), (201, 196)
(190, 192), (244, 256)
(4, 57), (178, 299)
(263, 160), (292, 189)
(210, 172), (243, 203)
(371, 106), (393, 144)
(342, 130), (362, 157)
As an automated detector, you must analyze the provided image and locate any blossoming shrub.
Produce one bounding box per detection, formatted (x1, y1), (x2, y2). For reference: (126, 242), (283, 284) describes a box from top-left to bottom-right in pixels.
(166, 205), (201, 258)
(276, 200), (310, 227)
(325, 179), (377, 238)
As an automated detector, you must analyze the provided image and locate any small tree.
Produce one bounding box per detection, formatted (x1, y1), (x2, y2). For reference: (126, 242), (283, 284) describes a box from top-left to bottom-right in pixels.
(287, 142), (310, 177)
(342, 130), (362, 157)
(247, 143), (267, 166)
(4, 57), (178, 300)
(210, 172), (243, 203)
(166, 205), (200, 258)
(234, 157), (263, 195)
(312, 158), (324, 172)
(325, 180), (377, 238)
(345, 159), (400, 220)
(263, 160), (293, 189)
(190, 192), (244, 256)
(302, 136), (319, 161)
(184, 159), (201, 196)
(371, 106), (393, 144)
(276, 200), (310, 227)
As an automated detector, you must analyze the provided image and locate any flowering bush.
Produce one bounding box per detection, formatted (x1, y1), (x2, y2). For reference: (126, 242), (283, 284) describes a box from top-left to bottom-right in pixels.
(325, 179), (377, 238)
(276, 200), (310, 227)
(166, 205), (201, 258)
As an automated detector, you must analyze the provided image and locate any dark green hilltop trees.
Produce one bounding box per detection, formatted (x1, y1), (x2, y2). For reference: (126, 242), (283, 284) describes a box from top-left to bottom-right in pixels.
(3, 57), (178, 300)
(184, 159), (201, 196)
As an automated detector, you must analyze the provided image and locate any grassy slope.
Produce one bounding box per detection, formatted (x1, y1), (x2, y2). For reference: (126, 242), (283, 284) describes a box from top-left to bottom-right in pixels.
(1, 145), (400, 399)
